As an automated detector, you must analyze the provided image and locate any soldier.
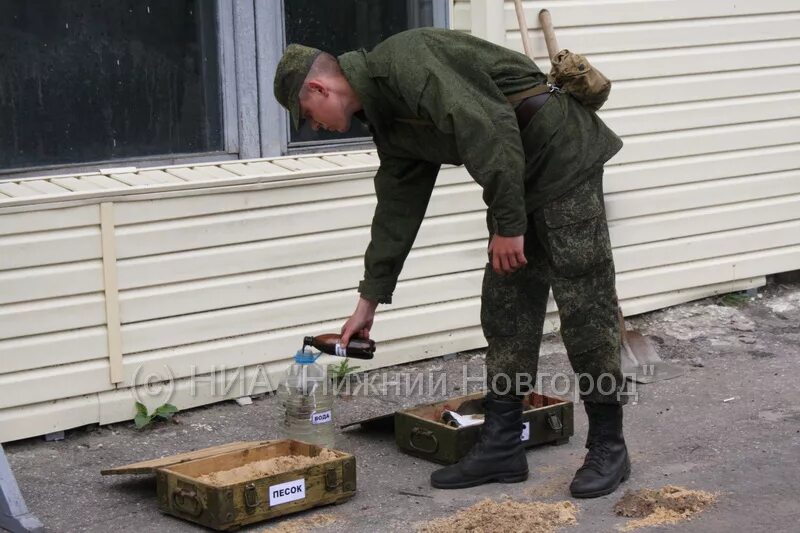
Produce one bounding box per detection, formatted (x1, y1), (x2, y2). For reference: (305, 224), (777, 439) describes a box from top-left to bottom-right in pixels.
(274, 27), (629, 498)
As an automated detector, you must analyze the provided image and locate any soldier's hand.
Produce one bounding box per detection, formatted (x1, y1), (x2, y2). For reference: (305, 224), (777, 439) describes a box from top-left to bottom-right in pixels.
(340, 297), (378, 347)
(488, 235), (527, 275)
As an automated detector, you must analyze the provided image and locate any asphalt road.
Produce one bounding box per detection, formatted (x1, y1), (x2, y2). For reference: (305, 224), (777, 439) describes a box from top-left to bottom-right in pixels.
(4, 282), (799, 532)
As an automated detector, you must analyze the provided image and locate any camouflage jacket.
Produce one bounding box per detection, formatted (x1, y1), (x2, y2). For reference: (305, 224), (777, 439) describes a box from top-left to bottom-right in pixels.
(338, 28), (622, 304)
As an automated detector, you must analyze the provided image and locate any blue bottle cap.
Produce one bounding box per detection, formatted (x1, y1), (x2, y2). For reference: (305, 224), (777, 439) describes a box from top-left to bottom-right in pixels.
(294, 350), (318, 364)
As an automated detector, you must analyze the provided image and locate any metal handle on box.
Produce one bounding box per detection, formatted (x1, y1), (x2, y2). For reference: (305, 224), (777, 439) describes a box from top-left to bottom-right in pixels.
(244, 483), (261, 510)
(325, 467), (341, 491)
(547, 412), (563, 432)
(409, 427), (439, 454)
(172, 487), (203, 517)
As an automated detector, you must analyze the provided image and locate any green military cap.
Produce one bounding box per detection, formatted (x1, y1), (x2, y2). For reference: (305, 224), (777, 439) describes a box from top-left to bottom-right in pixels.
(274, 44), (323, 130)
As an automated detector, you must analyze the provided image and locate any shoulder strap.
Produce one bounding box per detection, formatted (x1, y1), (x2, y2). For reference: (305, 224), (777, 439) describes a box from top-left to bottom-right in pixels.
(506, 84), (550, 104)
(393, 83), (550, 126)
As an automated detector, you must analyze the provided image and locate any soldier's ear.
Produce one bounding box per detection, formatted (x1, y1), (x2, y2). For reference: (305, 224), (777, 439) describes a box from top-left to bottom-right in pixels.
(306, 79), (329, 97)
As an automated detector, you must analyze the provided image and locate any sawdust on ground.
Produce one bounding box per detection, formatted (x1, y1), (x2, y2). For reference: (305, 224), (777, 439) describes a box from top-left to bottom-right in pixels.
(260, 513), (337, 533)
(614, 485), (716, 531)
(197, 449), (340, 486)
(416, 498), (577, 533)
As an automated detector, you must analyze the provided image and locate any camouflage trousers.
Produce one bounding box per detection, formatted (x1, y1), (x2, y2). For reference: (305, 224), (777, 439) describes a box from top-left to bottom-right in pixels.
(482, 168), (626, 404)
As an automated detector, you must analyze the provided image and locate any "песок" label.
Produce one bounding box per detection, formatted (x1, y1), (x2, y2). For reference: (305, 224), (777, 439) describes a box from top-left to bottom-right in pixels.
(269, 478), (306, 506)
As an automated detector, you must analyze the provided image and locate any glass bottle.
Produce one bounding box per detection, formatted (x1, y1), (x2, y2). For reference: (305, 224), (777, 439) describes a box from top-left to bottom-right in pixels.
(303, 334), (376, 360)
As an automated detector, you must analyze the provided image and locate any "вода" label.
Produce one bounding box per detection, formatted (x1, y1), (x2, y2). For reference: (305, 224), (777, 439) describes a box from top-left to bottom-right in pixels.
(311, 410), (332, 425)
(269, 478), (306, 506)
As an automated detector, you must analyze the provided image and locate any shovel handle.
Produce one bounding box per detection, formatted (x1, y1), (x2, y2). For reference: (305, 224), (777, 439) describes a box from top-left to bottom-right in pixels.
(513, 0), (534, 59)
(539, 9), (560, 60)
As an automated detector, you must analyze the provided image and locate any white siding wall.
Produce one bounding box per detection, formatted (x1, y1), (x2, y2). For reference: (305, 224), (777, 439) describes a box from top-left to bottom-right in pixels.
(453, 0), (800, 296)
(3, 0), (798, 440)
(1, 154), (496, 442)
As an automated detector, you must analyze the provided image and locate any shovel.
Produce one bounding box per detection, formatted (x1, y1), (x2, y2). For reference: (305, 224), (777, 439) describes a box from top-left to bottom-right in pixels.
(512, 4), (681, 384)
(511, 3), (560, 62)
(618, 308), (683, 383)
(513, 0), (536, 59)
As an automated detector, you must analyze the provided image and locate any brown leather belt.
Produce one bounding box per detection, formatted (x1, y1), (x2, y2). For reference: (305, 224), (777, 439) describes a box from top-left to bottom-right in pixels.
(515, 92), (551, 132)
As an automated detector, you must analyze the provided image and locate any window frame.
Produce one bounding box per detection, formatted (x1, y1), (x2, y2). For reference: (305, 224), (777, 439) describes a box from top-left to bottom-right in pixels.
(271, 0), (452, 157)
(0, 0), (451, 180)
(1, 1), (238, 180)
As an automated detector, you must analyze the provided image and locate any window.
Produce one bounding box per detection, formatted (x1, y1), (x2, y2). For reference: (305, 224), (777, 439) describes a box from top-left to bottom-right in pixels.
(0, 0), (222, 173)
(282, 0), (448, 150)
(0, 0), (449, 177)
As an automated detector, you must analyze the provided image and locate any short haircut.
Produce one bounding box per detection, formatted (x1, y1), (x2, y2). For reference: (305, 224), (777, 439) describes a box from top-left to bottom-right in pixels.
(299, 52), (342, 99)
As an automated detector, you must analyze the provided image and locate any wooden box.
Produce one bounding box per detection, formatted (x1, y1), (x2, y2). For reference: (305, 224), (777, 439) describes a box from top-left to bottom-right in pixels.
(103, 440), (356, 531)
(394, 392), (573, 464)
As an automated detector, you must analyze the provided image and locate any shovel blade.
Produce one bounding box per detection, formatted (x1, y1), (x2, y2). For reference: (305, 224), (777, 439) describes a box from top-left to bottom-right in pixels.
(620, 330), (684, 383)
(622, 361), (685, 384)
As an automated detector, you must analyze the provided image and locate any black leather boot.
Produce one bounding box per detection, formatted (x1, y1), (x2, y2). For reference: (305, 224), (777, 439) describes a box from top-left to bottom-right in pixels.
(430, 393), (529, 489)
(570, 402), (631, 498)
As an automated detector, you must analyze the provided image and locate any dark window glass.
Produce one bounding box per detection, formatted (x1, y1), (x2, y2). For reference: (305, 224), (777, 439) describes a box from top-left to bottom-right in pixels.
(0, 0), (222, 171)
(284, 0), (438, 145)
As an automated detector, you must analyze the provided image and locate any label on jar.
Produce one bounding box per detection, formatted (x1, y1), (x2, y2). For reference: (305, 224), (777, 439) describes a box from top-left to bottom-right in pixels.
(520, 421), (530, 442)
(311, 410), (332, 425)
(269, 478), (306, 506)
(334, 343), (347, 357)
